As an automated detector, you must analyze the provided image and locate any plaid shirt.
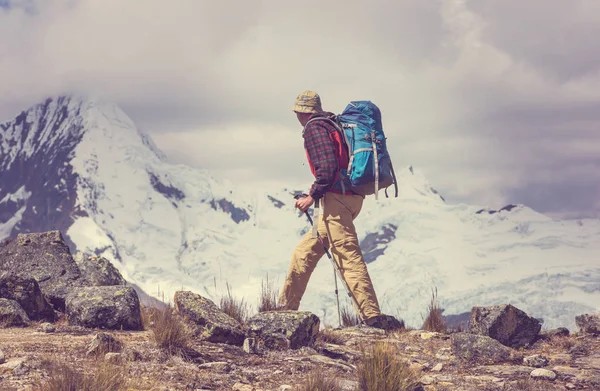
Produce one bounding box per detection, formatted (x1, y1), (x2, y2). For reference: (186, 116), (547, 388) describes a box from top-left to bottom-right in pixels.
(303, 113), (345, 200)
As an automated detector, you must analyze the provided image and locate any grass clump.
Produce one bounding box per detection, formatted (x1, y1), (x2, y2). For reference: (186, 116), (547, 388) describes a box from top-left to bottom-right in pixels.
(257, 274), (279, 312)
(316, 327), (345, 345)
(219, 282), (249, 325)
(148, 305), (192, 357)
(341, 305), (361, 328)
(356, 341), (419, 391)
(35, 359), (126, 391)
(297, 369), (343, 391)
(422, 287), (446, 333)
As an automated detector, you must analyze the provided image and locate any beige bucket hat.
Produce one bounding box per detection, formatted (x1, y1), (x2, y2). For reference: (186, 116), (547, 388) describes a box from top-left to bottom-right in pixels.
(292, 90), (323, 113)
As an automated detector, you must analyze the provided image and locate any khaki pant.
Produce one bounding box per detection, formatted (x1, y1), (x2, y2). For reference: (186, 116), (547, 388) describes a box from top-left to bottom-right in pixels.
(278, 192), (381, 320)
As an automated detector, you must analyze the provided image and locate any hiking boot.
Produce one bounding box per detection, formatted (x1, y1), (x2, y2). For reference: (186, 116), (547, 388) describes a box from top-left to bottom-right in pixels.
(364, 314), (405, 331)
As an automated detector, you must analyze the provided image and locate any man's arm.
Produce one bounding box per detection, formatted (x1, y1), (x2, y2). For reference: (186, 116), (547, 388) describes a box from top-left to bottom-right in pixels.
(304, 121), (339, 200)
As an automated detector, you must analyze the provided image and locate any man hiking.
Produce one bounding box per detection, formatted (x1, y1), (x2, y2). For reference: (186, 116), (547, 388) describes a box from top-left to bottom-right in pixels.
(278, 90), (402, 330)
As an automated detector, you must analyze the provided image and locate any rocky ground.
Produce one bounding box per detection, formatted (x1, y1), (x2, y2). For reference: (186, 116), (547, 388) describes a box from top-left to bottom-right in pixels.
(1, 231), (599, 390)
(0, 313), (599, 391)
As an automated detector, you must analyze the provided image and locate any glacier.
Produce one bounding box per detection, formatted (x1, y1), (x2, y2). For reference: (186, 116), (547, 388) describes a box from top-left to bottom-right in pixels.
(1, 96), (599, 330)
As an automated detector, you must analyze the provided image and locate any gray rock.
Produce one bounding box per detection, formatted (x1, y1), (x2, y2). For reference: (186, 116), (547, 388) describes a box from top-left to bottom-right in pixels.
(472, 365), (533, 377)
(0, 358), (28, 375)
(451, 333), (519, 365)
(279, 386), (293, 391)
(73, 253), (126, 286)
(246, 310), (320, 350)
(0, 231), (82, 311)
(0, 272), (56, 322)
(530, 368), (557, 380)
(243, 338), (258, 354)
(87, 332), (123, 356)
(66, 286), (142, 330)
(432, 363), (444, 372)
(468, 304), (541, 348)
(524, 354), (549, 368)
(174, 291), (245, 346)
(0, 349), (5, 364)
(0, 298), (30, 327)
(575, 314), (600, 335)
(37, 322), (56, 333)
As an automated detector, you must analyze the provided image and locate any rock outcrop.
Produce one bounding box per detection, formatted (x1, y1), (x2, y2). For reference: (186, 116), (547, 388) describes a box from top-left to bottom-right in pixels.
(575, 314), (600, 335)
(74, 253), (127, 287)
(451, 332), (521, 364)
(65, 286), (143, 330)
(246, 310), (320, 350)
(0, 231), (82, 311)
(174, 291), (245, 345)
(0, 272), (56, 322)
(0, 298), (30, 327)
(468, 304), (541, 348)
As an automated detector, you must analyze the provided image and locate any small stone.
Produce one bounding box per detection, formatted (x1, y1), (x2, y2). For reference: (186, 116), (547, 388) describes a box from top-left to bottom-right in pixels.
(530, 368), (557, 381)
(420, 332), (440, 340)
(0, 349), (4, 364)
(0, 358), (27, 374)
(38, 323), (56, 333)
(104, 353), (122, 363)
(432, 363), (444, 372)
(198, 361), (231, 373)
(232, 383), (254, 391)
(566, 383), (576, 389)
(279, 386), (293, 391)
(243, 338), (258, 354)
(523, 354), (549, 368)
(420, 375), (435, 385)
(86, 332), (123, 356)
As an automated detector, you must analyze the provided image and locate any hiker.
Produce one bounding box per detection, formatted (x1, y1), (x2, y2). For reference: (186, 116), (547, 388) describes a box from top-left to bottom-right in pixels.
(278, 90), (401, 330)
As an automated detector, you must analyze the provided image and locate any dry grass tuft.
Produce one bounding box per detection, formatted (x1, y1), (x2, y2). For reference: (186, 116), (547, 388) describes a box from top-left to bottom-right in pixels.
(316, 327), (345, 345)
(148, 305), (192, 357)
(296, 369), (344, 391)
(422, 287), (446, 333)
(219, 282), (249, 325)
(257, 274), (279, 312)
(356, 341), (419, 391)
(341, 305), (361, 328)
(35, 359), (126, 391)
(548, 335), (576, 351)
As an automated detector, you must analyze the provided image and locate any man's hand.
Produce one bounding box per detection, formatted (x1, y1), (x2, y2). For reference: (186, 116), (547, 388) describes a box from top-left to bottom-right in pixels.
(295, 195), (314, 213)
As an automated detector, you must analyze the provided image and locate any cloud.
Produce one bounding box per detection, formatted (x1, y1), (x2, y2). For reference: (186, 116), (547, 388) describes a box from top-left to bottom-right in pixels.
(1, 0), (599, 218)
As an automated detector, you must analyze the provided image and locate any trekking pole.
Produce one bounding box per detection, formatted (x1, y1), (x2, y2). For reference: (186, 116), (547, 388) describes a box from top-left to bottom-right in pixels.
(294, 194), (364, 327)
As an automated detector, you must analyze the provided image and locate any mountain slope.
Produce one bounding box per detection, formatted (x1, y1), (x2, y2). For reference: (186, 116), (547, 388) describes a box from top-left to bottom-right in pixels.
(1, 96), (599, 330)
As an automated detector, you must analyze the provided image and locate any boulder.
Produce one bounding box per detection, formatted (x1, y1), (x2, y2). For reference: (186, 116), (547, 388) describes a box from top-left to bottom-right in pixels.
(0, 231), (81, 311)
(0, 298), (30, 327)
(73, 253), (126, 286)
(451, 333), (520, 365)
(174, 291), (245, 345)
(65, 286), (142, 330)
(0, 272), (56, 322)
(246, 310), (320, 350)
(468, 304), (541, 348)
(575, 314), (600, 335)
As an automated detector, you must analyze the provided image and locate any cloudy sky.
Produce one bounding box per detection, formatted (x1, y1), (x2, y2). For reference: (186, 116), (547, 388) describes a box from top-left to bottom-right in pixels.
(1, 0), (599, 219)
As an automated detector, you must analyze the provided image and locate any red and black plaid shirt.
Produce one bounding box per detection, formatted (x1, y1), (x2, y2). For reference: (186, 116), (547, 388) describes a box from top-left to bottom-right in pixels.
(302, 113), (349, 200)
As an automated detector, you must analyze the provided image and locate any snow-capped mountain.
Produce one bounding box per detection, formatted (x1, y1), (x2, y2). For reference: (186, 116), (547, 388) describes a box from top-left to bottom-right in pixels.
(1, 96), (599, 330)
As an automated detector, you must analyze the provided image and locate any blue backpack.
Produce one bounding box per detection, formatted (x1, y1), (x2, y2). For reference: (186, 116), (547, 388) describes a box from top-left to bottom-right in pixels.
(334, 101), (398, 199)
